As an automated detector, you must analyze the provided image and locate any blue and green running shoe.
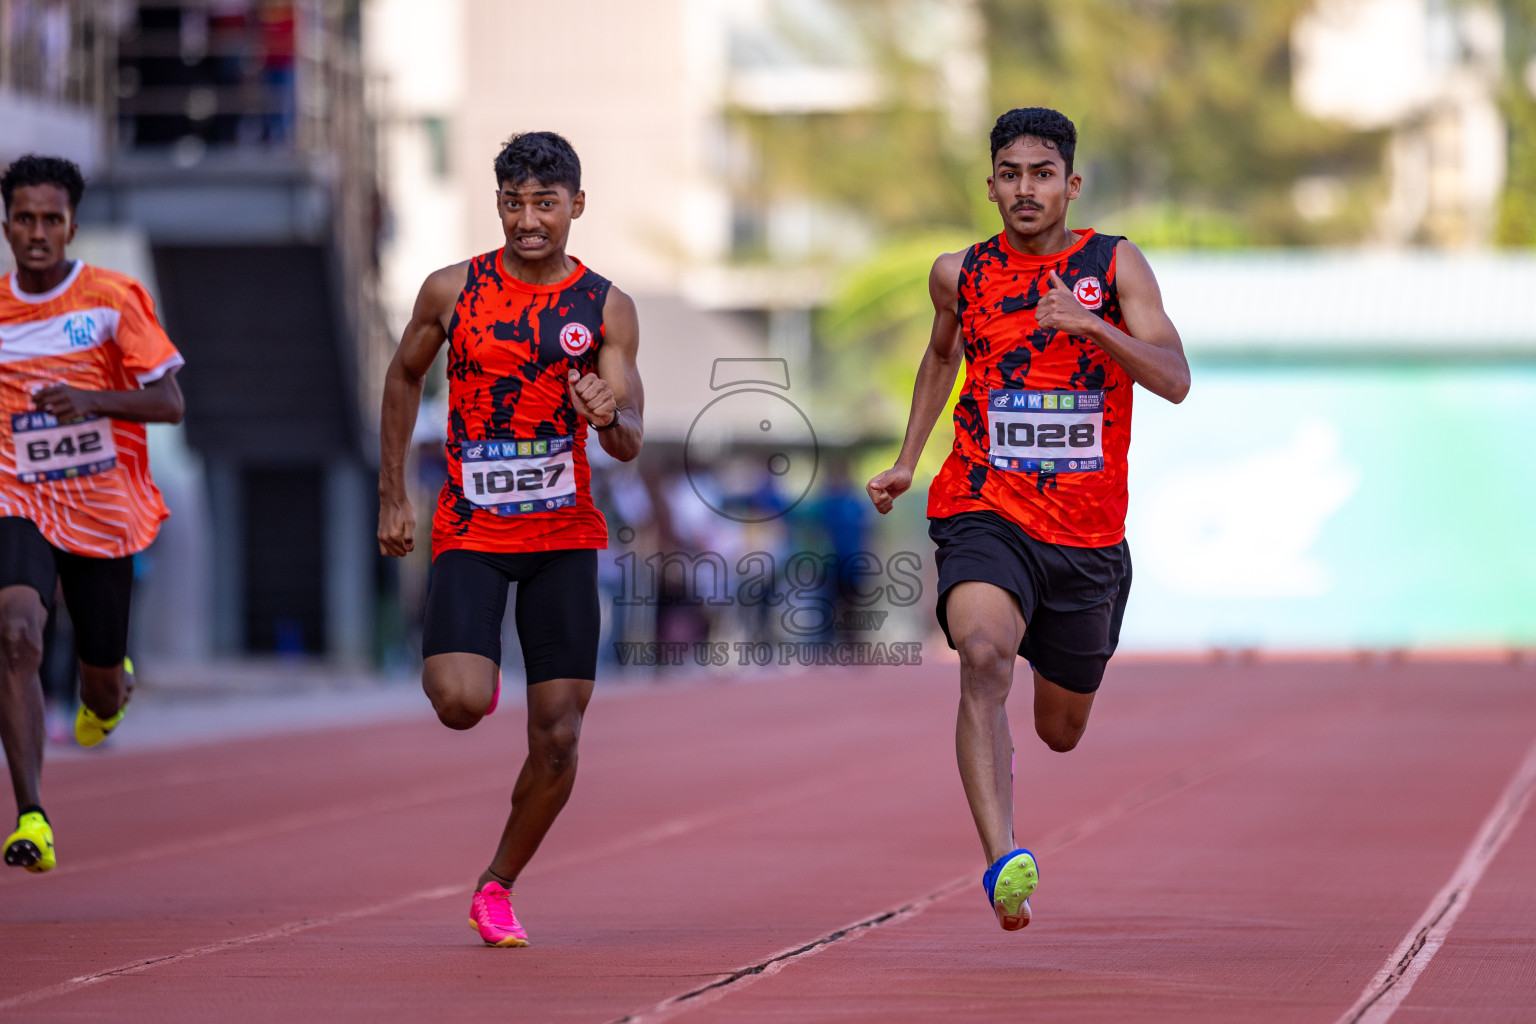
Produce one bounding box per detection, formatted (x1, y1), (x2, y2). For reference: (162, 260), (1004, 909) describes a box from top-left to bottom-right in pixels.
(982, 848), (1038, 930)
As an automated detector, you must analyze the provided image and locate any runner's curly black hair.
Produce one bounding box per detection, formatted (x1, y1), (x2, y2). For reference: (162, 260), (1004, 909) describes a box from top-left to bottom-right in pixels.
(493, 132), (581, 194)
(1, 154), (86, 214)
(990, 108), (1077, 172)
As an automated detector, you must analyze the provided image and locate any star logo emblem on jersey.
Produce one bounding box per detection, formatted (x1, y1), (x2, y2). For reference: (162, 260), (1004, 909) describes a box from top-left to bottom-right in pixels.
(1073, 276), (1103, 310)
(559, 322), (594, 357)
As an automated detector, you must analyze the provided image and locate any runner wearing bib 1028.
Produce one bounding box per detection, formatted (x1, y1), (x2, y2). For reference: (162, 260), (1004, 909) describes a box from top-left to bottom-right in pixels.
(928, 228), (1132, 548)
(864, 106), (1190, 937)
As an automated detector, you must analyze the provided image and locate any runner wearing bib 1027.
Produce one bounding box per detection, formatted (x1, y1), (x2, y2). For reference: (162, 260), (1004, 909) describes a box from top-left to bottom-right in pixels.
(377, 130), (645, 949)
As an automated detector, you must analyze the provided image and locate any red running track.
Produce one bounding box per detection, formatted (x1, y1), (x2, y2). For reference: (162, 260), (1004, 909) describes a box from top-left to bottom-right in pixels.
(2, 660), (1535, 1023)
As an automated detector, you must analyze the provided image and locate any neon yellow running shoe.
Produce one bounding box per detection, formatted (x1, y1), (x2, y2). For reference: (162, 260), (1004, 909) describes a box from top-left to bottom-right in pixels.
(75, 657), (132, 748)
(4, 811), (56, 873)
(983, 848), (1038, 931)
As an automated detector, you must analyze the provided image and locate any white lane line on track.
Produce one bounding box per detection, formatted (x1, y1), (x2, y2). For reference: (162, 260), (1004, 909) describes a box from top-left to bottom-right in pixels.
(1335, 736), (1536, 1024)
(0, 777), (508, 885)
(608, 739), (1273, 1024)
(0, 768), (884, 1012)
(0, 884), (464, 1014)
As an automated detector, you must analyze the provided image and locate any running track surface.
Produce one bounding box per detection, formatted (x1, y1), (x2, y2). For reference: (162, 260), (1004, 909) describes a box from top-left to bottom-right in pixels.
(3, 660), (1535, 1023)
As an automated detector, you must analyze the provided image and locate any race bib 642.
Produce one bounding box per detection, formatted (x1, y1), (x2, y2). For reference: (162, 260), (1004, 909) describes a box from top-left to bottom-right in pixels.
(11, 413), (118, 483)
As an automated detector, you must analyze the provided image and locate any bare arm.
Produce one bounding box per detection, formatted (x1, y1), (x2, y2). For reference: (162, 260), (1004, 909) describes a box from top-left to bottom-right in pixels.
(866, 251), (966, 515)
(377, 263), (464, 556)
(567, 286), (643, 462)
(1036, 241), (1190, 403)
(34, 372), (185, 424)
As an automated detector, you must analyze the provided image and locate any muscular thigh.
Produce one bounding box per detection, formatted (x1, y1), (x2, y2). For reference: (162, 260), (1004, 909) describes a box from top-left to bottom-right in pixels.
(943, 580), (1026, 654)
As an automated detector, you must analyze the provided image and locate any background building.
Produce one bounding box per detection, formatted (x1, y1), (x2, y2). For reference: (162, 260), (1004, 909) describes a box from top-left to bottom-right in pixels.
(2, 0), (1532, 671)
(4, 0), (385, 665)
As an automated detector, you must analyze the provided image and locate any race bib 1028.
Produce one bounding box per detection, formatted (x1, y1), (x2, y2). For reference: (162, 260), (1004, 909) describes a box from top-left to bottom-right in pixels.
(459, 435), (577, 517)
(11, 413), (118, 483)
(986, 389), (1104, 474)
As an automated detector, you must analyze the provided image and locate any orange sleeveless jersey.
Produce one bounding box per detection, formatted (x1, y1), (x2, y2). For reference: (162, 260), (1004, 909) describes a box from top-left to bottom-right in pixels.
(432, 251), (610, 555)
(927, 229), (1133, 547)
(0, 262), (183, 558)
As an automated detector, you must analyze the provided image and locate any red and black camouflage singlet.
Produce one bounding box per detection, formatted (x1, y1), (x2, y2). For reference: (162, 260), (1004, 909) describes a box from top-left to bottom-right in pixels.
(432, 251), (610, 555)
(927, 229), (1133, 548)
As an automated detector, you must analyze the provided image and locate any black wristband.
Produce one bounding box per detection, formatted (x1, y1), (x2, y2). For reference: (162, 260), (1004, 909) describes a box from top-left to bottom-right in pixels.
(593, 409), (621, 431)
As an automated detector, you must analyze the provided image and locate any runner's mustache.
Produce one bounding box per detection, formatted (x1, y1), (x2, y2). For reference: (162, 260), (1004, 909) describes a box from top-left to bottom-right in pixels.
(1012, 201), (1043, 212)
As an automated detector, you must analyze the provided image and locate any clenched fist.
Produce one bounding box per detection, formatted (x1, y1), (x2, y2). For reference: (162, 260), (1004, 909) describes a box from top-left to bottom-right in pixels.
(378, 495), (416, 557)
(866, 464), (913, 515)
(567, 369), (617, 428)
(1035, 270), (1099, 337)
(34, 384), (98, 420)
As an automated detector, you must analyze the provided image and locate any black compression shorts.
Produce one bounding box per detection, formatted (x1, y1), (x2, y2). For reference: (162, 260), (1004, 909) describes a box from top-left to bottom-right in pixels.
(0, 516), (135, 668)
(929, 511), (1131, 694)
(422, 547), (600, 684)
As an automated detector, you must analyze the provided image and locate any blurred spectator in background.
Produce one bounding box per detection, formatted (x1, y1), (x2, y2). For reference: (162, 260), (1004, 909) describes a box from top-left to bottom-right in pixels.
(207, 0), (255, 146)
(645, 466), (711, 649)
(4, 0), (73, 102)
(41, 0), (70, 99)
(258, 1), (295, 145)
(788, 457), (871, 642)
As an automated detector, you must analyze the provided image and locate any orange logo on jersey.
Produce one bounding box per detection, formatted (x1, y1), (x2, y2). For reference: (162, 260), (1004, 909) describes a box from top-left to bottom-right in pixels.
(559, 322), (593, 357)
(1073, 276), (1103, 309)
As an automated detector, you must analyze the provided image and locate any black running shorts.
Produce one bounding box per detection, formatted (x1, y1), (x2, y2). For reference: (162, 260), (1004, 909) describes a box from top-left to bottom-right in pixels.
(929, 511), (1131, 694)
(422, 547), (600, 684)
(0, 516), (135, 668)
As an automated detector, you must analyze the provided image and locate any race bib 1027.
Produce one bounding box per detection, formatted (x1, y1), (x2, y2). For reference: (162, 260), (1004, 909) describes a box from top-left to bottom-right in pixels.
(986, 389), (1104, 474)
(11, 413), (118, 483)
(460, 435), (577, 517)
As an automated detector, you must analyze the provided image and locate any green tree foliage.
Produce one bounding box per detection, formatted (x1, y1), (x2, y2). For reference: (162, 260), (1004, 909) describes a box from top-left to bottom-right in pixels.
(819, 229), (972, 472)
(729, 8), (979, 239)
(738, 0), (1386, 248)
(1498, 0), (1536, 243)
(982, 0), (1384, 245)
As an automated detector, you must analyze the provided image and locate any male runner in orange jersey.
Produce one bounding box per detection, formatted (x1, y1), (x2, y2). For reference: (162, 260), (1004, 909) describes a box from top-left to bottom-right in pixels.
(867, 108), (1190, 930)
(0, 156), (186, 873)
(378, 132), (643, 946)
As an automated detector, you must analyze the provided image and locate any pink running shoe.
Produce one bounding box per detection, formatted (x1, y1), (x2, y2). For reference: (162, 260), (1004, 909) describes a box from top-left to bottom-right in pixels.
(469, 880), (528, 947)
(485, 674), (501, 716)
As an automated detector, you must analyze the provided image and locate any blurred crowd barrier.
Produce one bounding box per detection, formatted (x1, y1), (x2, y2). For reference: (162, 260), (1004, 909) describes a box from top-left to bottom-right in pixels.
(399, 411), (933, 680)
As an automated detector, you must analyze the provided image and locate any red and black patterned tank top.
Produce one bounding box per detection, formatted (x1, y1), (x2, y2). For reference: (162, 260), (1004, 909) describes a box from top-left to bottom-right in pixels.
(927, 229), (1133, 548)
(432, 250), (610, 555)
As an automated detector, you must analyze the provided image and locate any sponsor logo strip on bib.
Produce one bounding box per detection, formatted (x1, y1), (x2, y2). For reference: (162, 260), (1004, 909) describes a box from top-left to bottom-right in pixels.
(460, 435), (577, 517)
(11, 413), (118, 483)
(986, 389), (1104, 474)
